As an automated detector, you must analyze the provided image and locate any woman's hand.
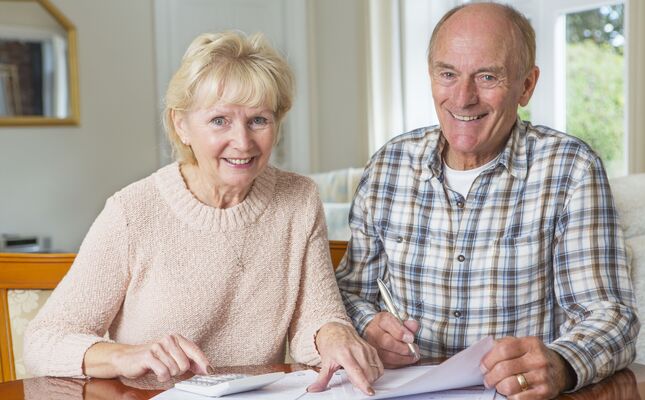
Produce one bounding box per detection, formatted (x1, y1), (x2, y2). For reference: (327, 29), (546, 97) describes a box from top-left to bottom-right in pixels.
(307, 322), (383, 396)
(84, 334), (213, 382)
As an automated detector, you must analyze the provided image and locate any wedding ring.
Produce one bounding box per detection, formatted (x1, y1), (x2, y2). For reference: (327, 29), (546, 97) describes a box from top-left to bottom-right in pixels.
(516, 373), (529, 391)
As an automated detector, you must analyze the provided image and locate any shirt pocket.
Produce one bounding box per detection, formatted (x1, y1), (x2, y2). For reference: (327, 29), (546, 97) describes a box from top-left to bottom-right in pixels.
(381, 229), (414, 270)
(479, 230), (552, 310)
(381, 227), (442, 272)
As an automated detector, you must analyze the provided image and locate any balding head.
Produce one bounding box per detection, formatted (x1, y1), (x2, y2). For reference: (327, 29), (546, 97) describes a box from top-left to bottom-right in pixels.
(428, 3), (536, 80)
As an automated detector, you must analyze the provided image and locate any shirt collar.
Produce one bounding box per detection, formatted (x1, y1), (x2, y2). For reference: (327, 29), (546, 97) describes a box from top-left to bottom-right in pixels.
(426, 117), (529, 181)
(498, 118), (529, 180)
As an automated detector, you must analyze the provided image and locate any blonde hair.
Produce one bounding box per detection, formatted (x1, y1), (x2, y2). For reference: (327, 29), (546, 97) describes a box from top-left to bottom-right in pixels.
(427, 3), (536, 79)
(163, 31), (295, 164)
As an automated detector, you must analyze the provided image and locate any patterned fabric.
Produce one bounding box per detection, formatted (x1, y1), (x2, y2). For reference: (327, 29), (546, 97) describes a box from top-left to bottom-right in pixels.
(609, 173), (645, 363)
(308, 168), (365, 240)
(308, 168), (364, 203)
(24, 163), (350, 378)
(335, 120), (639, 391)
(8, 289), (52, 379)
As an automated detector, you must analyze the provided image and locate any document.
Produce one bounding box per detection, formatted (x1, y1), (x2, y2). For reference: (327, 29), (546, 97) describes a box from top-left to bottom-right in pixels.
(381, 387), (496, 400)
(152, 336), (495, 400)
(320, 336), (495, 399)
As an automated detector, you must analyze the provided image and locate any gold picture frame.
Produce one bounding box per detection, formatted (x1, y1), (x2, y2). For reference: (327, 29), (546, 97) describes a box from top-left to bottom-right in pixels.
(0, 0), (79, 126)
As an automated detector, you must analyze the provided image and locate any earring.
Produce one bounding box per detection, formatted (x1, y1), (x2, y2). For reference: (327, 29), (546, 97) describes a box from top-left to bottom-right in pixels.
(180, 137), (189, 145)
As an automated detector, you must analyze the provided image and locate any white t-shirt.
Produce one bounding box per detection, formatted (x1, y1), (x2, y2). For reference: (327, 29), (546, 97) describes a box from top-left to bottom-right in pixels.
(443, 157), (498, 198)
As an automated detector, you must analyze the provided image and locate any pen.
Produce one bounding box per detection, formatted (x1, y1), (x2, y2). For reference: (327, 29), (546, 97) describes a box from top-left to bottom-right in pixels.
(376, 278), (420, 360)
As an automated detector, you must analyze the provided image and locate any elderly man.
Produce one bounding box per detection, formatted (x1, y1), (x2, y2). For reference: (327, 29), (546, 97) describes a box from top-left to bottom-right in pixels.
(335, 2), (639, 399)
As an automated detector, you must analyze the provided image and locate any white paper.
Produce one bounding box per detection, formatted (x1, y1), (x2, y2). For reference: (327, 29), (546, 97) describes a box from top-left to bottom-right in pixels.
(151, 370), (316, 400)
(386, 387), (496, 400)
(325, 336), (495, 400)
(151, 336), (495, 400)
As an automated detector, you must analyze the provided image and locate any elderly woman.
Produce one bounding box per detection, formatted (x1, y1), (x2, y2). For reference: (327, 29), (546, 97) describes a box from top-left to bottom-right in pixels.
(24, 32), (381, 395)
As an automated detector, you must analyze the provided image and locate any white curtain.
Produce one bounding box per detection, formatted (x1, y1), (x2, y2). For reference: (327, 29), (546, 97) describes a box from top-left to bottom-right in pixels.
(365, 0), (456, 154)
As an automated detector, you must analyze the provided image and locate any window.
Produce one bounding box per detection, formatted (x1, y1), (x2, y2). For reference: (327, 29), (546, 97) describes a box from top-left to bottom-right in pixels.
(564, 4), (625, 176)
(512, 0), (628, 177)
(383, 0), (644, 176)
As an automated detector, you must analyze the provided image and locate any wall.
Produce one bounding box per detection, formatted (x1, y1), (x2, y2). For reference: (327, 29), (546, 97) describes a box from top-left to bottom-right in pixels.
(309, 0), (370, 172)
(0, 1), (63, 32)
(0, 0), (159, 252)
(152, 0), (371, 174)
(0, 0), (371, 252)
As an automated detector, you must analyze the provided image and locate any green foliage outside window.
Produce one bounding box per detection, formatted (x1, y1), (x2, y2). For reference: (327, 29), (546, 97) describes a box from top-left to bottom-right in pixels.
(566, 4), (624, 176)
(566, 41), (624, 170)
(517, 106), (530, 122)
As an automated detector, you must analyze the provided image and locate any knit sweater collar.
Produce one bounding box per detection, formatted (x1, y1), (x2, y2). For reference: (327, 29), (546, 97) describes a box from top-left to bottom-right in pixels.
(154, 162), (276, 232)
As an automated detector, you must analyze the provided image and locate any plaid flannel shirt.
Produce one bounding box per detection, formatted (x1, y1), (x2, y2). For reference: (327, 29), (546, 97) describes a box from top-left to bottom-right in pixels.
(335, 120), (639, 390)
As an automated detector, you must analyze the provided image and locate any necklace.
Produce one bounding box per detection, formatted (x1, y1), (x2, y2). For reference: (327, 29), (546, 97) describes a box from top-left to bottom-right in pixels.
(223, 228), (253, 271)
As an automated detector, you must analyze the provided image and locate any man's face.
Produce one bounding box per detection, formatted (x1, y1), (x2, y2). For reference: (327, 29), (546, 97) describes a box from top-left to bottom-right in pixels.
(429, 7), (538, 168)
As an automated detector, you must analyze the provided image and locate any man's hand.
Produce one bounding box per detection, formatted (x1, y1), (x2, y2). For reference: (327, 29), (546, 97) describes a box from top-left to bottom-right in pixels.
(480, 336), (576, 399)
(363, 312), (420, 368)
(307, 322), (383, 396)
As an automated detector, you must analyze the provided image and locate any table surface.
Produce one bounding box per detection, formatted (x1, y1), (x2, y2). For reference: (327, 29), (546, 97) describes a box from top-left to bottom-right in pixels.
(2, 362), (645, 399)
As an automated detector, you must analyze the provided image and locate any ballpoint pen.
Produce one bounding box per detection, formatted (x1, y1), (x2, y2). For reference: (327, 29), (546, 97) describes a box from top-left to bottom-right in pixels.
(376, 278), (420, 360)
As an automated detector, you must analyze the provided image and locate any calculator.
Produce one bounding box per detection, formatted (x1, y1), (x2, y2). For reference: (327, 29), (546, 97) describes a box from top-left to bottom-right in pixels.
(174, 372), (286, 397)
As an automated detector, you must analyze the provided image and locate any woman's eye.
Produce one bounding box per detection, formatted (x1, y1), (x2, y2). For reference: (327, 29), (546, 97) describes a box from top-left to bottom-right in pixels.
(250, 116), (269, 126)
(210, 117), (226, 126)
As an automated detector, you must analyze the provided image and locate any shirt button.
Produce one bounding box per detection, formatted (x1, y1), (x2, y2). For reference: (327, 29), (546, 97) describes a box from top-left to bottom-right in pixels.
(396, 236), (403, 243)
(453, 310), (462, 318)
(456, 200), (464, 208)
(457, 254), (465, 262)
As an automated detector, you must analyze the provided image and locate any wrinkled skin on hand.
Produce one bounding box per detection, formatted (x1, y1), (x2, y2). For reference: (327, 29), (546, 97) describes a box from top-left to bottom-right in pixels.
(363, 312), (420, 368)
(307, 322), (383, 396)
(480, 336), (576, 400)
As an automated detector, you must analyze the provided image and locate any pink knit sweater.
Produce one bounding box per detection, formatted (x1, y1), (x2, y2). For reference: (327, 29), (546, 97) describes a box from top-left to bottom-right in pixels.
(24, 163), (350, 377)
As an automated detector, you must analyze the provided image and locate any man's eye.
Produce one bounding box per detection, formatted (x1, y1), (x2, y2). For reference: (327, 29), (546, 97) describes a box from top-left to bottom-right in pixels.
(478, 74), (499, 86)
(211, 117), (226, 126)
(440, 72), (455, 79)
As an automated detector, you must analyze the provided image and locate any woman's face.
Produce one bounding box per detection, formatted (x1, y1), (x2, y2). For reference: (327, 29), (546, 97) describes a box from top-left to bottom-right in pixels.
(175, 101), (276, 195)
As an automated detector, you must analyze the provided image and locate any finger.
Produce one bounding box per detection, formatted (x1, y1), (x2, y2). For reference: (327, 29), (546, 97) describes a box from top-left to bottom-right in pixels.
(307, 363), (339, 392)
(403, 319), (420, 334)
(378, 314), (415, 343)
(504, 386), (552, 400)
(378, 347), (418, 368)
(150, 342), (181, 376)
(481, 337), (526, 371)
(493, 372), (527, 396)
(142, 350), (172, 382)
(378, 332), (417, 356)
(483, 358), (524, 389)
(496, 371), (557, 400)
(340, 358), (376, 396)
(353, 355), (382, 384)
(370, 355), (385, 379)
(161, 335), (192, 374)
(175, 334), (212, 375)
(338, 344), (383, 384)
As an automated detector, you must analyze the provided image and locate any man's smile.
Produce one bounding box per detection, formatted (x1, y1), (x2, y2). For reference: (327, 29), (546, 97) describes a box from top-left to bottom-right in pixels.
(449, 111), (487, 121)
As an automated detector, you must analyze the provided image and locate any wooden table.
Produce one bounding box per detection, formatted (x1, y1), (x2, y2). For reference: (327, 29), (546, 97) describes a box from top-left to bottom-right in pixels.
(2, 362), (644, 399)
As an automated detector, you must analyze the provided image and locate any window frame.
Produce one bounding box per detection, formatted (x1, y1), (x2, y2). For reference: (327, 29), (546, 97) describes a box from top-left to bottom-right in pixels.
(510, 0), (640, 176)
